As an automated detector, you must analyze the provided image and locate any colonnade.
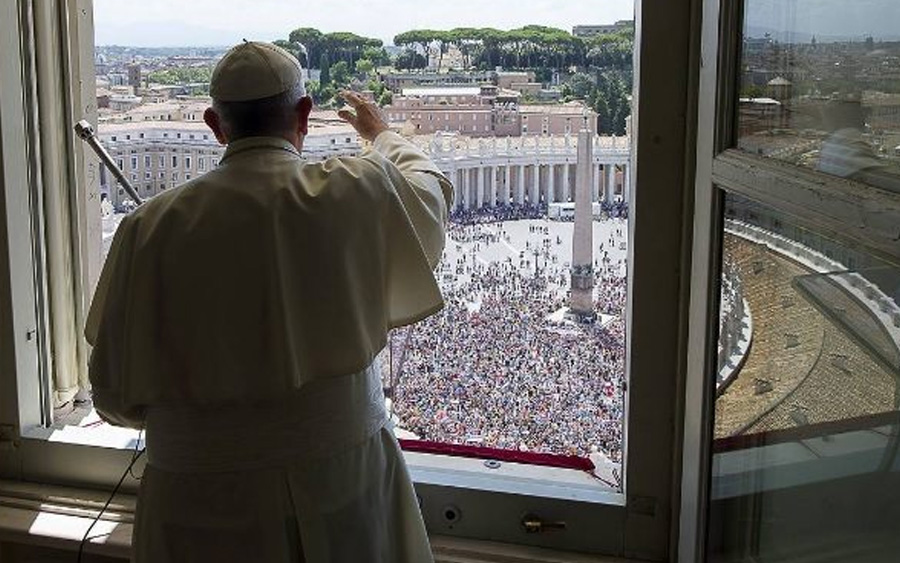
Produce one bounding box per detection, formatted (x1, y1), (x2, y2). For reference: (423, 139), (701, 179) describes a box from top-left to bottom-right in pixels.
(447, 161), (630, 211)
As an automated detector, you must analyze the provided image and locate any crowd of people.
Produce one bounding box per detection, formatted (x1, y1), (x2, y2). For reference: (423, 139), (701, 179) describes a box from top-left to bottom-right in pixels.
(601, 199), (629, 219)
(449, 203), (546, 225)
(387, 206), (629, 461)
(450, 200), (630, 225)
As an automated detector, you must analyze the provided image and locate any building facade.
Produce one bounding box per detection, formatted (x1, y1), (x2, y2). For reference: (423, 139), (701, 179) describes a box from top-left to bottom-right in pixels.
(572, 20), (634, 38)
(386, 86), (597, 138)
(97, 118), (360, 210)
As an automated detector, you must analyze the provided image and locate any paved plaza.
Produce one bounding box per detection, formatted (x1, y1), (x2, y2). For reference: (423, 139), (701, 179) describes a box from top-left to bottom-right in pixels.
(392, 217), (629, 460)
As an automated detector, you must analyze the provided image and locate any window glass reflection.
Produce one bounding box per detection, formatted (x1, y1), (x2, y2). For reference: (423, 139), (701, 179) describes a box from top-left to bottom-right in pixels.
(739, 0), (900, 193)
(708, 192), (900, 562)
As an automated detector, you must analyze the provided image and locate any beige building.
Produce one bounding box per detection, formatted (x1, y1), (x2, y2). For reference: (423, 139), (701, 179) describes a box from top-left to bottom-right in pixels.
(97, 112), (359, 210)
(386, 85), (521, 137)
(573, 20), (634, 38)
(107, 93), (142, 112)
(381, 71), (493, 92)
(386, 86), (596, 138)
(98, 100), (208, 124)
(494, 71), (542, 96)
(520, 102), (598, 136)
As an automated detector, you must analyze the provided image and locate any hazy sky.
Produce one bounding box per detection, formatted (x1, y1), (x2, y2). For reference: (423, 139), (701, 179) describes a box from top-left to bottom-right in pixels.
(93, 0), (635, 47)
(746, 0), (900, 39)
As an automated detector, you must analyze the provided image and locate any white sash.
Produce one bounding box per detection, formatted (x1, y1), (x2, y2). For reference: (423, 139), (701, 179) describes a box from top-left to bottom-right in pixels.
(145, 362), (387, 473)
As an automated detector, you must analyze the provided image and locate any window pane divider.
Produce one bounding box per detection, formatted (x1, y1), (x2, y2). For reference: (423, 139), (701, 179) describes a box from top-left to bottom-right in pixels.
(712, 149), (900, 266)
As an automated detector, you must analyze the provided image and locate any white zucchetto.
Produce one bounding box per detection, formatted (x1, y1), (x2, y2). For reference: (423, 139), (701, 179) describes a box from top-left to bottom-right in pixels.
(210, 40), (303, 102)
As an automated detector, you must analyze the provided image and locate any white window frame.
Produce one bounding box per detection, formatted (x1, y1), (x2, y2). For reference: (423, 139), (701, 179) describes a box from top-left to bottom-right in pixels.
(0, 0), (706, 558)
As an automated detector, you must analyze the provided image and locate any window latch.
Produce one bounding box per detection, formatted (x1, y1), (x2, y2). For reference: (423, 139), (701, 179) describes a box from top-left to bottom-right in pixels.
(521, 514), (566, 534)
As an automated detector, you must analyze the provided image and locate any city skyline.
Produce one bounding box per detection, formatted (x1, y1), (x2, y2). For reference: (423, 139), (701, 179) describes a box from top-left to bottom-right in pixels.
(93, 0), (635, 47)
(745, 0), (900, 41)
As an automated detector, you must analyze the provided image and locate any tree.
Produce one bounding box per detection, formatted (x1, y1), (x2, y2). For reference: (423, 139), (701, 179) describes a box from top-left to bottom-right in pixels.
(362, 46), (390, 66)
(568, 72), (595, 99)
(393, 30), (432, 60)
(741, 84), (766, 98)
(393, 25), (589, 71)
(592, 95), (610, 133)
(355, 58), (374, 76)
(395, 49), (427, 70)
(147, 66), (213, 85)
(323, 31), (383, 66)
(284, 27), (381, 70)
(306, 80), (336, 106)
(446, 27), (483, 69)
(272, 40), (304, 64)
(586, 32), (633, 71)
(288, 27), (324, 67)
(329, 60), (351, 87)
(319, 52), (331, 85)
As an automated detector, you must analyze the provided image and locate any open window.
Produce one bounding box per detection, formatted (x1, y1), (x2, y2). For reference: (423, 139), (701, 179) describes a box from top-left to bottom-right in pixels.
(682, 0), (900, 560)
(0, 0), (705, 558)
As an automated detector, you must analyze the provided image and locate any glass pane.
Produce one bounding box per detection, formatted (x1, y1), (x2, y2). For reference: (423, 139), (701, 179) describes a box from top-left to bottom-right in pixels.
(708, 192), (900, 562)
(739, 0), (900, 193)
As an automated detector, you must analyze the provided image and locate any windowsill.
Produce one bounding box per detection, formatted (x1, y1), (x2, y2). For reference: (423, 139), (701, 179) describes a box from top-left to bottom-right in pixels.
(406, 451), (622, 504)
(0, 480), (631, 563)
(30, 404), (621, 505)
(0, 480), (133, 559)
(712, 423), (900, 500)
(25, 405), (142, 450)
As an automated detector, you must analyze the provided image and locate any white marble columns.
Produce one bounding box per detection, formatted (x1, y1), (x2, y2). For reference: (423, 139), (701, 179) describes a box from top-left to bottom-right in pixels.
(624, 162), (632, 203)
(474, 166), (484, 209)
(503, 165), (511, 206)
(449, 159), (627, 210)
(547, 164), (556, 203)
(606, 164), (616, 202)
(489, 166), (497, 207)
(517, 165), (525, 205)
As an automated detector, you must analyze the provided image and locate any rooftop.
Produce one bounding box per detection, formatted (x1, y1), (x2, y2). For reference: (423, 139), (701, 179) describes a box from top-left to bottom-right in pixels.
(401, 86), (483, 97)
(97, 117), (355, 137)
(739, 97), (782, 105)
(520, 102), (593, 115)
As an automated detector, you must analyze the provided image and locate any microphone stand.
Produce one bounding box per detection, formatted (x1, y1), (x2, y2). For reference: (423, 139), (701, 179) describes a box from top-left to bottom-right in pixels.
(73, 119), (144, 206)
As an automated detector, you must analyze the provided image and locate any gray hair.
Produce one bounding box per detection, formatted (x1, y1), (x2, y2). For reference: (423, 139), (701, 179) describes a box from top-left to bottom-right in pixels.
(212, 81), (306, 140)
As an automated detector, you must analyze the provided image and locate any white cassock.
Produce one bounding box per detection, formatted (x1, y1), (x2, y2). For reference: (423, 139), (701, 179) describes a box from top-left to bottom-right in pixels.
(85, 131), (454, 563)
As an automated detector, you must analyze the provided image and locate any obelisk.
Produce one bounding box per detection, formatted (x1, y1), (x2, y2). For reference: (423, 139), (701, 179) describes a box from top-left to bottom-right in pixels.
(569, 117), (595, 319)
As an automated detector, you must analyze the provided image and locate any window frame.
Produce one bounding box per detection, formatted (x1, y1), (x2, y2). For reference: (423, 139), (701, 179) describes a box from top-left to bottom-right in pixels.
(0, 0), (706, 557)
(678, 1), (900, 561)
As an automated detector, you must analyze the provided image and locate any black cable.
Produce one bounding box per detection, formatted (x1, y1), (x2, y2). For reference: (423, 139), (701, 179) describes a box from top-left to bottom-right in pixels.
(77, 433), (145, 563)
(128, 429), (145, 482)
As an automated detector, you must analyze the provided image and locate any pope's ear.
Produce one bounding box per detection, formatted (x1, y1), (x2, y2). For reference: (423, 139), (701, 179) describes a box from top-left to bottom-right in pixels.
(296, 96), (313, 136)
(204, 108), (228, 145)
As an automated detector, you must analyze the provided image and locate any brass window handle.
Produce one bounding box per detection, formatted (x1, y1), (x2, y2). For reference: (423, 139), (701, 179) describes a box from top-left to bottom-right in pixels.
(521, 514), (567, 534)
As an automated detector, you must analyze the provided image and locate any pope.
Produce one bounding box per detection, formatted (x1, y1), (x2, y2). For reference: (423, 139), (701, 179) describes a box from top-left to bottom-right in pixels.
(86, 40), (452, 563)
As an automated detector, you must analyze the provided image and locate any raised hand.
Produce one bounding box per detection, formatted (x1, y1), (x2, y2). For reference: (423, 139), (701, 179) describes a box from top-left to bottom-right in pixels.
(337, 90), (390, 142)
